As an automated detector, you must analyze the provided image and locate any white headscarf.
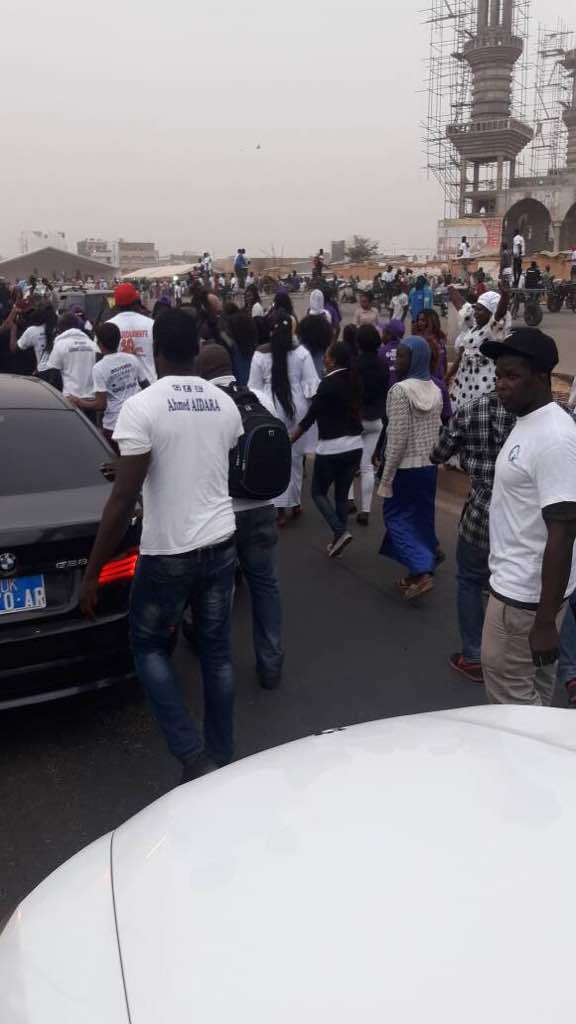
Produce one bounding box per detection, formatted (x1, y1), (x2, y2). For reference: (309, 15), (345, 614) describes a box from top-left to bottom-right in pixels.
(309, 289), (325, 314)
(476, 290), (500, 316)
(309, 288), (331, 323)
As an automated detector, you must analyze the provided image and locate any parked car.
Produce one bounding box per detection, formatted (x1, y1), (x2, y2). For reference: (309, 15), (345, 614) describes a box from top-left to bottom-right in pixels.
(0, 375), (138, 709)
(54, 287), (113, 326)
(2, 705), (575, 1023)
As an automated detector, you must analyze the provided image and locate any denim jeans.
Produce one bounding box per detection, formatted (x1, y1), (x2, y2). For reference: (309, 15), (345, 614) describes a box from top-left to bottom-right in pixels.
(311, 448), (362, 539)
(456, 536), (490, 663)
(558, 593), (576, 686)
(130, 539), (236, 765)
(235, 506), (284, 680)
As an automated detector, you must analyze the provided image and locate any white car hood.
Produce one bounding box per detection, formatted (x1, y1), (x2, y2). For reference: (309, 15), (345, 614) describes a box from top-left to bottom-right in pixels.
(110, 706), (576, 1023)
(0, 834), (128, 1024)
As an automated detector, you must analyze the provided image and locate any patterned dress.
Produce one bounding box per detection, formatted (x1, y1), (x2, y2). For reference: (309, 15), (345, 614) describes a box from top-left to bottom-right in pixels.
(449, 303), (510, 412)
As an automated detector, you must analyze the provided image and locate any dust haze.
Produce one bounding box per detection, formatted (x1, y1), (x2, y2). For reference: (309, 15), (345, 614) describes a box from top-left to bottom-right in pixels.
(0, 0), (569, 260)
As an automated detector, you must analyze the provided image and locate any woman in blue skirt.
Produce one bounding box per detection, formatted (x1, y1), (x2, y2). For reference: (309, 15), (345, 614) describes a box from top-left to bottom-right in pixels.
(378, 336), (443, 601)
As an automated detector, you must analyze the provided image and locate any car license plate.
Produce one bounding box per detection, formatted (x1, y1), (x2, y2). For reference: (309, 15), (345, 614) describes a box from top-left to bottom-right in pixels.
(0, 575), (46, 615)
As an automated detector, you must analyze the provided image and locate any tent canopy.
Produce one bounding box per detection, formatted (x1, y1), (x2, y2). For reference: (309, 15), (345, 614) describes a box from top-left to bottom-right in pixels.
(122, 263), (199, 281)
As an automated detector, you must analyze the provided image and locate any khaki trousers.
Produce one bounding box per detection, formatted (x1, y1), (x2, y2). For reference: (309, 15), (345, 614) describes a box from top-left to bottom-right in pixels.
(481, 595), (565, 706)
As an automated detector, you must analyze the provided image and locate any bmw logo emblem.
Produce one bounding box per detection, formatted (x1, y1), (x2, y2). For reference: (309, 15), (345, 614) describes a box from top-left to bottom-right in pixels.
(0, 552), (17, 574)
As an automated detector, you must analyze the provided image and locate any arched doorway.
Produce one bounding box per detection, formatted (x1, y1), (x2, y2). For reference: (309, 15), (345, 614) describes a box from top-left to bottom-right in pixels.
(560, 204), (576, 251)
(503, 199), (553, 254)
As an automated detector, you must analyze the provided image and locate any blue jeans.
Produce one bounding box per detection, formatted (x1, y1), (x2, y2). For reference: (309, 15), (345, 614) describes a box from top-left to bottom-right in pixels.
(235, 506), (284, 680)
(456, 536), (490, 663)
(558, 593), (576, 686)
(312, 448), (362, 539)
(130, 539), (236, 765)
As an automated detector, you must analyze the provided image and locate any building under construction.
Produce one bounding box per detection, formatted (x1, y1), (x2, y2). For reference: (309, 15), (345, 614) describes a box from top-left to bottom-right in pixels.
(424, 0), (576, 258)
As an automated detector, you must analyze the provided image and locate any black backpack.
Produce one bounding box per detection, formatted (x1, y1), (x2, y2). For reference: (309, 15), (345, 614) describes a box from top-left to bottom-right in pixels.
(219, 382), (292, 501)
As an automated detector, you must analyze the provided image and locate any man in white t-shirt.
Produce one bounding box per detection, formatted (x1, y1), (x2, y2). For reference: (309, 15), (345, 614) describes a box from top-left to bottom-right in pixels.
(201, 252), (212, 278)
(68, 321), (148, 444)
(47, 314), (98, 398)
(10, 303), (58, 374)
(196, 344), (284, 689)
(512, 229), (526, 287)
(479, 328), (576, 705)
(79, 309), (243, 783)
(14, 323), (50, 372)
(458, 236), (471, 259)
(108, 282), (156, 383)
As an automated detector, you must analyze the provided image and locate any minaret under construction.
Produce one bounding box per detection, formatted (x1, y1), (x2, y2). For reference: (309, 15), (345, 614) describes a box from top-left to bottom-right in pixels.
(425, 0), (576, 256)
(447, 0), (533, 217)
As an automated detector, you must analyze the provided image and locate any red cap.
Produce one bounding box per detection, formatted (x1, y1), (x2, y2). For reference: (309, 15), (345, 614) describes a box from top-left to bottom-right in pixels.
(114, 283), (140, 307)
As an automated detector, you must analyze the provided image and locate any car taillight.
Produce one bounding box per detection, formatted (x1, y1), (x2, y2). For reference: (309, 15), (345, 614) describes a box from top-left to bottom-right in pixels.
(98, 549), (139, 586)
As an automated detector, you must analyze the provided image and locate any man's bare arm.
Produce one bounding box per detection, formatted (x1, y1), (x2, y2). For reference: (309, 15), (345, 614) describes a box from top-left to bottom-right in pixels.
(529, 509), (576, 666)
(79, 453), (150, 617)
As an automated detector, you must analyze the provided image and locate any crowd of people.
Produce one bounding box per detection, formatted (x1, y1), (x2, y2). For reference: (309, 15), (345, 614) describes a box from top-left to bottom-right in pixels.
(2, 253), (576, 784)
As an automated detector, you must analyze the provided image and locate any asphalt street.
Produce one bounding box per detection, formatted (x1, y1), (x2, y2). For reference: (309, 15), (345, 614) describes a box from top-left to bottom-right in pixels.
(1, 291), (573, 917)
(0, 482), (569, 918)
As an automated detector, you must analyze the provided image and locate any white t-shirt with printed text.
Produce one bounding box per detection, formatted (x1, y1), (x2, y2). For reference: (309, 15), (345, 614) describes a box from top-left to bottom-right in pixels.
(113, 376), (243, 556)
(92, 352), (148, 430)
(489, 402), (576, 603)
(108, 311), (157, 383)
(47, 329), (98, 398)
(17, 325), (51, 372)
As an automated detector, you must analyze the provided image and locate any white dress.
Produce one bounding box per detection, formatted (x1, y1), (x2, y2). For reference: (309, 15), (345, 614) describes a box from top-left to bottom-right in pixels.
(449, 303), (510, 412)
(249, 346), (319, 508)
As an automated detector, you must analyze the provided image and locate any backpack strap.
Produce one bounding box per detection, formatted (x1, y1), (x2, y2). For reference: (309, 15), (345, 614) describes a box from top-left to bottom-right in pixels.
(218, 380), (262, 411)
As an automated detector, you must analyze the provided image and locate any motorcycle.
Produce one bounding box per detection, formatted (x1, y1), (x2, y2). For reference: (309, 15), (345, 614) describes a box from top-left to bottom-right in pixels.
(510, 288), (544, 327)
(547, 279), (576, 313)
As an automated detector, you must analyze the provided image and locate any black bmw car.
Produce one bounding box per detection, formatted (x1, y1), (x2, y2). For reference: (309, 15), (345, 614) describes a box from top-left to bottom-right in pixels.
(0, 375), (139, 708)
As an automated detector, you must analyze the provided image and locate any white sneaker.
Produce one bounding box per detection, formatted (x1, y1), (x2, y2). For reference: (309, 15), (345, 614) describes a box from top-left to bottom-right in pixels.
(327, 532), (353, 558)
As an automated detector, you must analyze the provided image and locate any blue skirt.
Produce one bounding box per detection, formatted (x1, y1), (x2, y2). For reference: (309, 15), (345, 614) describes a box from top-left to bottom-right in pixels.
(380, 466), (438, 576)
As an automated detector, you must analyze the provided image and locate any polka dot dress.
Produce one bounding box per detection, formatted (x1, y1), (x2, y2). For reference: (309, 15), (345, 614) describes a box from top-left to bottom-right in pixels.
(449, 310), (508, 412)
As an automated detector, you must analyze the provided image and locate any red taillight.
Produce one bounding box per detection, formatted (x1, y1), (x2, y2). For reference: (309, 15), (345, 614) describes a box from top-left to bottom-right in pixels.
(98, 548), (139, 586)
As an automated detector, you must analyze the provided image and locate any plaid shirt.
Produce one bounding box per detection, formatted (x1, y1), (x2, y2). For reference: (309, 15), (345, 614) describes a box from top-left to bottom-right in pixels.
(430, 393), (515, 549)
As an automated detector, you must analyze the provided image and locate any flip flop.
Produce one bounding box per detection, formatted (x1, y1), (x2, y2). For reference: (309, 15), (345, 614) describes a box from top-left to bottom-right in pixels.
(403, 575), (434, 602)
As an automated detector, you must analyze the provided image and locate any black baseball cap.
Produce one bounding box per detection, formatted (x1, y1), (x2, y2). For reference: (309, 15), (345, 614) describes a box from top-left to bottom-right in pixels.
(480, 328), (559, 372)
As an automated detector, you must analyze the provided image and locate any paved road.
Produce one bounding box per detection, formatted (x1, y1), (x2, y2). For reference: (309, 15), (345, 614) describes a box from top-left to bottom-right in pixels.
(0, 484), (569, 917)
(2, 292), (573, 915)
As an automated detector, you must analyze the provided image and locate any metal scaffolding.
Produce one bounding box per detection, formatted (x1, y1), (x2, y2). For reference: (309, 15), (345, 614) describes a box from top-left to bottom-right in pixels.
(422, 0), (476, 218)
(528, 22), (575, 177)
(511, 0), (532, 177)
(422, 0), (532, 216)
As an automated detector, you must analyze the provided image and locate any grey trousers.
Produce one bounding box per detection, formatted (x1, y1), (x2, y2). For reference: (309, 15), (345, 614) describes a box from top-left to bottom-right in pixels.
(481, 595), (565, 706)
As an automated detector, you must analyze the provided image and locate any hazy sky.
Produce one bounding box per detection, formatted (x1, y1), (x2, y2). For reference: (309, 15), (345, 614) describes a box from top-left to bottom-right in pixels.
(0, 0), (570, 260)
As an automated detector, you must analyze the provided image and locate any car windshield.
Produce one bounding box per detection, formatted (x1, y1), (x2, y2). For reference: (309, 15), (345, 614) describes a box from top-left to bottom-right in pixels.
(0, 409), (109, 496)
